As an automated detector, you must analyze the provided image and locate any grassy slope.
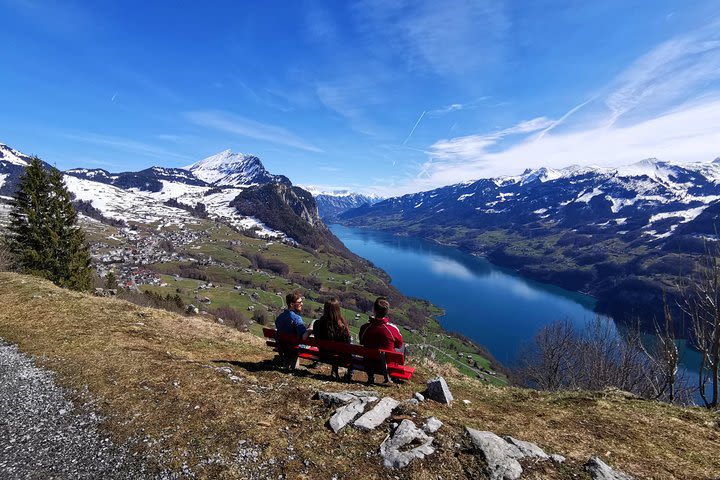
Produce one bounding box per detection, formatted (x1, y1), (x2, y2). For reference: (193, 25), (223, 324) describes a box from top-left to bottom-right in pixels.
(98, 219), (504, 384)
(1, 272), (719, 479)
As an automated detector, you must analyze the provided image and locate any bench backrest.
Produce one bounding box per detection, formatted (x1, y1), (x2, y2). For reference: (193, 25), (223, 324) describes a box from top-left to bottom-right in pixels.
(262, 327), (405, 365)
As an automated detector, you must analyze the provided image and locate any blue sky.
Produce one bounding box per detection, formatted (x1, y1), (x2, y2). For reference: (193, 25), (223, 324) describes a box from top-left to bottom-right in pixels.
(1, 0), (719, 195)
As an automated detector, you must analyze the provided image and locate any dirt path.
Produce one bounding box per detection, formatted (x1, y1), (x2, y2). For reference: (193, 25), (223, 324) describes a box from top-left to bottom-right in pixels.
(0, 340), (159, 479)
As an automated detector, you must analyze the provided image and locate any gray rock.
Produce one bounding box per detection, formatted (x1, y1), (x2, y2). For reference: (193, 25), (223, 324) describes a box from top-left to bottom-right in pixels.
(413, 392), (425, 402)
(426, 377), (453, 404)
(585, 456), (634, 480)
(329, 400), (367, 433)
(466, 428), (523, 480)
(313, 391), (378, 406)
(401, 398), (420, 406)
(380, 419), (435, 468)
(503, 436), (549, 459)
(354, 397), (400, 430)
(422, 416), (443, 434)
(550, 454), (566, 464)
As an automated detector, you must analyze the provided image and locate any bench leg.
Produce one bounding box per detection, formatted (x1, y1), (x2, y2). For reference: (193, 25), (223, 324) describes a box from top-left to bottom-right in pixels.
(380, 351), (391, 383)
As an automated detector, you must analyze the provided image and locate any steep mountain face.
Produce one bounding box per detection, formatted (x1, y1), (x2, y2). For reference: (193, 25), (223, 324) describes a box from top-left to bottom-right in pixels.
(230, 183), (352, 255)
(340, 158), (720, 333)
(184, 150), (290, 187)
(312, 192), (383, 221)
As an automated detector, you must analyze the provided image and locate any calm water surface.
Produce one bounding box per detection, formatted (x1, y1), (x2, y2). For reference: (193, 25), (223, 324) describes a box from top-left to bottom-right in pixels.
(332, 224), (706, 400)
(331, 224), (607, 366)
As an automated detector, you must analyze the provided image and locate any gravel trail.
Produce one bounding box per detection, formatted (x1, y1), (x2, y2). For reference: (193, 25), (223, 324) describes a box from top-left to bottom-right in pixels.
(0, 340), (155, 479)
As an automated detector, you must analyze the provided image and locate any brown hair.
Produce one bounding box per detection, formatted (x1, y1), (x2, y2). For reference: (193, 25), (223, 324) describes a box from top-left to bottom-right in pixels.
(373, 296), (389, 318)
(321, 298), (349, 339)
(285, 291), (302, 308)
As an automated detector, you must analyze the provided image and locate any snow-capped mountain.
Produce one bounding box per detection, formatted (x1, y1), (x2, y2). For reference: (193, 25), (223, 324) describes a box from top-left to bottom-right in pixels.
(343, 158), (720, 240)
(1, 143), (340, 244)
(184, 150), (290, 187)
(300, 186), (383, 220)
(0, 143), (53, 198)
(66, 166), (209, 192)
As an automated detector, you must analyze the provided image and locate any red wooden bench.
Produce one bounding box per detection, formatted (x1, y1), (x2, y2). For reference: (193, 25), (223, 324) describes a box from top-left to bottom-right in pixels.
(262, 327), (415, 382)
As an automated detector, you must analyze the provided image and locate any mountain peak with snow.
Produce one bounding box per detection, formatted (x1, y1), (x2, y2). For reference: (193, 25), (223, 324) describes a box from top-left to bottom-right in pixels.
(0, 143), (32, 167)
(183, 150), (289, 187)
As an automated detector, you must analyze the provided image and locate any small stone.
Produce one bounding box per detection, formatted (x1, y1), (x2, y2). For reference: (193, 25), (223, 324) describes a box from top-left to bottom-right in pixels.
(413, 392), (425, 402)
(550, 454), (566, 464)
(462, 399), (471, 405)
(426, 377), (453, 404)
(422, 417), (443, 434)
(585, 456), (634, 480)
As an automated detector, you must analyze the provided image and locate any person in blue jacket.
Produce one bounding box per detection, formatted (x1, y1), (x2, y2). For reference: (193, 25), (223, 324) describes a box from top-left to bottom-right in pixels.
(275, 292), (309, 338)
(275, 292), (310, 368)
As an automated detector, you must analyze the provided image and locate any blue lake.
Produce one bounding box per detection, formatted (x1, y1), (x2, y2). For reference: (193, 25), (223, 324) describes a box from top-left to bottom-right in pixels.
(331, 224), (607, 366)
(331, 224), (706, 401)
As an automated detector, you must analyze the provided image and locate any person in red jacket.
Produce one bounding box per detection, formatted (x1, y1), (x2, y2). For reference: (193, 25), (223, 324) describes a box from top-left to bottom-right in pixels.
(359, 296), (404, 384)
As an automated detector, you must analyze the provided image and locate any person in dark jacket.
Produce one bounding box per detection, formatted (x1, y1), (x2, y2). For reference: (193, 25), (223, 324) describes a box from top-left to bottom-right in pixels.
(313, 298), (353, 380)
(274, 292), (310, 368)
(359, 296), (403, 384)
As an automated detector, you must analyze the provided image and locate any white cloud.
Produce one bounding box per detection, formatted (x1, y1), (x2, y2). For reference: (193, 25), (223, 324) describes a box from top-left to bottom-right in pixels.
(402, 98), (720, 194)
(384, 20), (720, 195)
(184, 110), (323, 153)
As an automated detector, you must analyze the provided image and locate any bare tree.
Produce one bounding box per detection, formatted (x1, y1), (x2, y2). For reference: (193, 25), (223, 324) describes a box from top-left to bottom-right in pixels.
(516, 316), (688, 402)
(518, 319), (578, 390)
(638, 294), (682, 403)
(679, 245), (720, 409)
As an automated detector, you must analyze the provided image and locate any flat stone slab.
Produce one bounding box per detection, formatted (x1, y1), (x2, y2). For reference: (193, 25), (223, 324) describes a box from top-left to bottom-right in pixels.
(354, 397), (400, 430)
(427, 376), (453, 404)
(586, 456), (634, 480)
(329, 400), (367, 433)
(380, 419), (435, 469)
(466, 428), (523, 480)
(313, 390), (378, 406)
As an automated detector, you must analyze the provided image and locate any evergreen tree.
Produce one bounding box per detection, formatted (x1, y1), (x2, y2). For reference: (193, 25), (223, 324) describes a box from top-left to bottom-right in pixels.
(105, 270), (117, 290)
(7, 156), (93, 290)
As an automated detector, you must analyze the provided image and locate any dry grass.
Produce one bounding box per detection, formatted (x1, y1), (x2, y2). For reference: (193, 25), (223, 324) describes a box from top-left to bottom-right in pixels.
(1, 272), (719, 479)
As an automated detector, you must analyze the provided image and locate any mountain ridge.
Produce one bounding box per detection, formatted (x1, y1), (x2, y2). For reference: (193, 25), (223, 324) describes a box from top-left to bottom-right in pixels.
(339, 156), (720, 333)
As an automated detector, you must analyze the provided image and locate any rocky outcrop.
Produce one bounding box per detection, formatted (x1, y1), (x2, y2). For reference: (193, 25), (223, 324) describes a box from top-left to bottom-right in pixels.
(379, 420), (435, 469)
(466, 428), (524, 480)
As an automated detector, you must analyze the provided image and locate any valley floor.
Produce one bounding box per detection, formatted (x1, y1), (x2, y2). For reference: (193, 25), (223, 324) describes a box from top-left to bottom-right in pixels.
(1, 272), (719, 479)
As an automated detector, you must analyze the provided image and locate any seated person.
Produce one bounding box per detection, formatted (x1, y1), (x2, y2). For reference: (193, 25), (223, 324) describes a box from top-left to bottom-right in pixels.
(274, 292), (309, 368)
(312, 298), (353, 380)
(359, 296), (404, 384)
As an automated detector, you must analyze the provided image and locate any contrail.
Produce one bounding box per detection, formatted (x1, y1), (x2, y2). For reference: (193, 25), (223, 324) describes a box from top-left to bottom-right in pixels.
(403, 110), (426, 145)
(111, 93), (118, 102)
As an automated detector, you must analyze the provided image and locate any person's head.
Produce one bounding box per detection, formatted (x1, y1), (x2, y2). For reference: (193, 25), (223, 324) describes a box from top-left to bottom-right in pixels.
(322, 297), (348, 334)
(285, 292), (303, 313)
(373, 296), (389, 318)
